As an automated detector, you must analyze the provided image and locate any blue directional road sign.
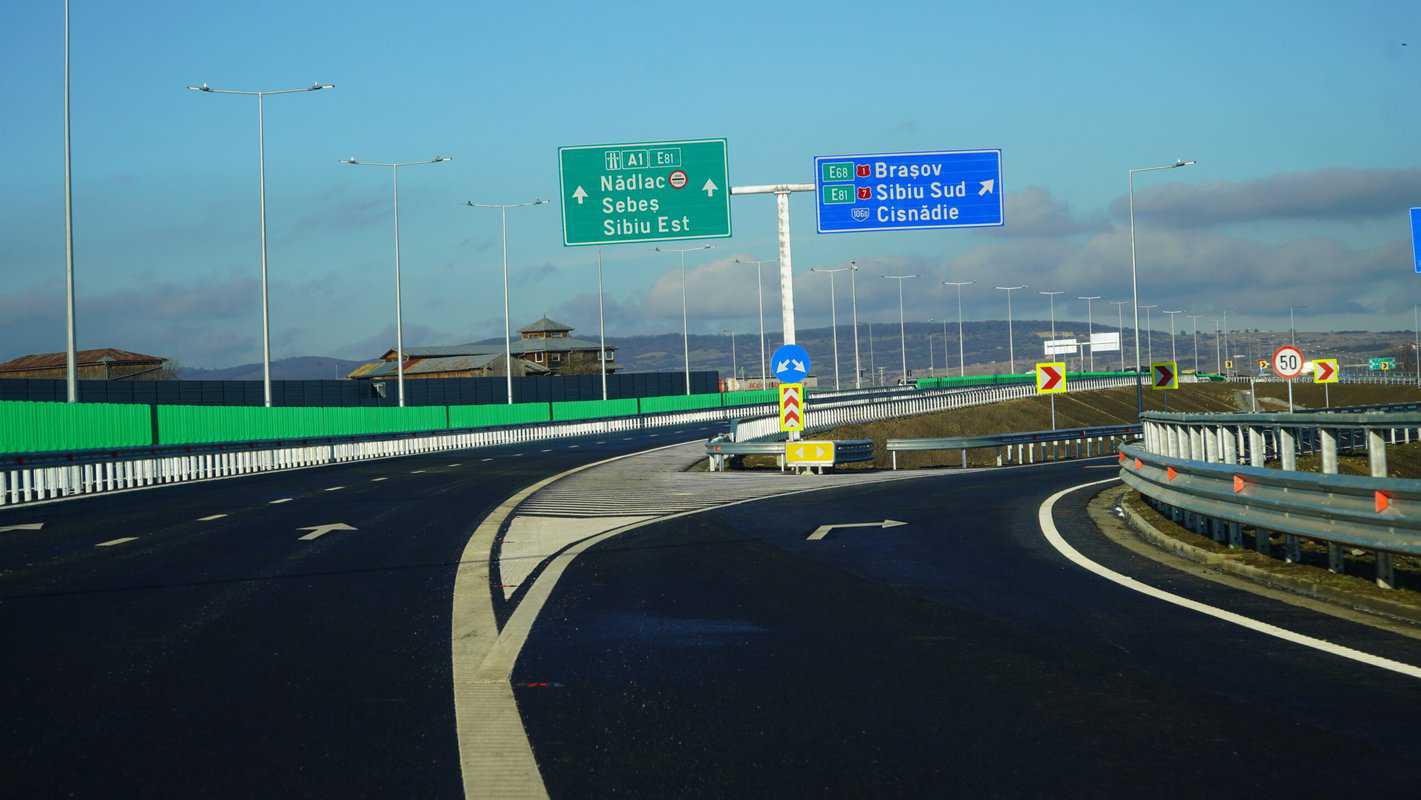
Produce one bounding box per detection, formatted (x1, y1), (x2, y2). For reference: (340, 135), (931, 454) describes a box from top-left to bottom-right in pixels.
(771, 344), (811, 384)
(814, 149), (1003, 234)
(1411, 207), (1420, 273)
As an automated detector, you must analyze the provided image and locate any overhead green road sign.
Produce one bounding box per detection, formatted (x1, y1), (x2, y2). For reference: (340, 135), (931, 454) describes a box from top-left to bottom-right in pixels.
(558, 138), (732, 246)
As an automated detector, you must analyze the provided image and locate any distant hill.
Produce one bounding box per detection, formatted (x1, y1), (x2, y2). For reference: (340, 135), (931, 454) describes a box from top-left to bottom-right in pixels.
(178, 356), (366, 381)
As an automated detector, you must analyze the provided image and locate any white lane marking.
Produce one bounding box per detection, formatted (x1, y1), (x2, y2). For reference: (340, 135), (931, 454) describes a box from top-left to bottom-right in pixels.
(324, 486), (345, 492)
(269, 498), (293, 505)
(0, 523), (44, 534)
(481, 458), (494, 462)
(568, 445), (580, 449)
(513, 453), (524, 457)
(674, 430), (685, 434)
(622, 437), (633, 441)
(649, 434), (659, 438)
(448, 463), (461, 467)
(1084, 464), (1119, 470)
(596, 441), (607, 445)
(1038, 478), (1421, 681)
(197, 514), (227, 522)
(540, 449), (552, 453)
(96, 537), (138, 547)
(297, 522), (358, 541)
(455, 452), (940, 796)
(371, 477), (388, 482)
(412, 470), (427, 474)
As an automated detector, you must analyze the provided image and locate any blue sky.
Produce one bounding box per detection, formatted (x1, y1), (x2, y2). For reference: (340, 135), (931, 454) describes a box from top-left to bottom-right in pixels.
(3, 0), (1419, 367)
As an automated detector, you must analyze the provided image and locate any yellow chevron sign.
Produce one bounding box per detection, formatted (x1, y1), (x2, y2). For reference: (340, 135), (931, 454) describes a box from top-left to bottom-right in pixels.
(786, 440), (835, 467)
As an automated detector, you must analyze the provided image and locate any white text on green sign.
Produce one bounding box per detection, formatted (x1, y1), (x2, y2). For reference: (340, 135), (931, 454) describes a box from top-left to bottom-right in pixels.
(558, 138), (732, 246)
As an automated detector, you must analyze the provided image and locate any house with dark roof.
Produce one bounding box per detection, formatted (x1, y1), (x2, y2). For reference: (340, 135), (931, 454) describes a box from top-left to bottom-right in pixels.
(0, 348), (172, 380)
(346, 317), (616, 380)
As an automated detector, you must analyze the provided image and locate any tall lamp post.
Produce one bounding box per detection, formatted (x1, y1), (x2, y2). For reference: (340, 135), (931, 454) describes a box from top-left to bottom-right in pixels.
(735, 257), (770, 386)
(1187, 314), (1203, 374)
(883, 275), (918, 381)
(1040, 290), (1063, 367)
(1162, 309), (1183, 365)
(1140, 304), (1159, 365)
(721, 328), (737, 380)
(187, 80), (335, 407)
(1078, 295), (1101, 372)
(467, 198), (548, 404)
(929, 316), (949, 378)
(341, 156), (451, 407)
(995, 285), (1028, 373)
(810, 266), (851, 390)
(944, 280), (973, 377)
(1128, 158), (1196, 414)
(1110, 299), (1130, 372)
(1289, 304), (1307, 346)
(655, 244), (713, 394)
(846, 260), (862, 388)
(63, 0), (78, 401)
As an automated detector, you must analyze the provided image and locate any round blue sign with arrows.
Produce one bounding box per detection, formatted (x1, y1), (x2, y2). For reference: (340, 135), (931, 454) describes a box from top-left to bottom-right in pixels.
(771, 344), (812, 383)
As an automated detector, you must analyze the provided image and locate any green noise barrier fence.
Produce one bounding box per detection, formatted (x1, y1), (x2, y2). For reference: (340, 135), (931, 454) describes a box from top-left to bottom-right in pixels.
(0, 400), (152, 454)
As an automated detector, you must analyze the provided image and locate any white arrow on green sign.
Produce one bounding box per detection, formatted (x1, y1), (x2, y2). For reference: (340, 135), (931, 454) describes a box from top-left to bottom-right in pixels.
(557, 138), (732, 246)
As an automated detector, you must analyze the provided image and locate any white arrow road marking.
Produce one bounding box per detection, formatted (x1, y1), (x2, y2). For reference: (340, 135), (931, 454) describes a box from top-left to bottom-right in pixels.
(297, 523), (358, 541)
(197, 514), (227, 522)
(96, 537), (138, 547)
(702, 178), (718, 197)
(978, 178), (995, 196)
(571, 185), (587, 204)
(807, 519), (908, 541)
(0, 523), (44, 534)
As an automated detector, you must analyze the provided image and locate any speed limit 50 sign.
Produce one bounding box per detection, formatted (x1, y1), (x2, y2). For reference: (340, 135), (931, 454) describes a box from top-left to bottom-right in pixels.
(1271, 345), (1305, 380)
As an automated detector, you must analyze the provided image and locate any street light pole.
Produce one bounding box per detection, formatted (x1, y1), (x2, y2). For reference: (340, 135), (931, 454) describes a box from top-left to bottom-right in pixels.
(1110, 300), (1129, 372)
(995, 285), (1027, 373)
(1078, 296), (1101, 372)
(722, 328), (737, 380)
(655, 244), (713, 394)
(735, 257), (770, 386)
(944, 281), (973, 377)
(1163, 309), (1183, 365)
(810, 266), (850, 390)
(1140, 304), (1158, 365)
(1215, 318), (1223, 373)
(1289, 304), (1307, 346)
(1040, 290), (1063, 366)
(187, 80), (335, 407)
(1128, 158), (1196, 415)
(63, 0), (78, 402)
(847, 261), (861, 388)
(883, 275), (918, 381)
(930, 316), (949, 378)
(597, 248), (608, 400)
(1187, 314), (1203, 374)
(342, 156), (451, 407)
(467, 199), (548, 404)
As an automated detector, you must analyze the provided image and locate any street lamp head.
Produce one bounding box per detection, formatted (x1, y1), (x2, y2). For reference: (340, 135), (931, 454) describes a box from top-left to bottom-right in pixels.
(186, 83), (211, 92)
(1174, 159), (1196, 168)
(532, 198), (547, 205)
(433, 155), (453, 163)
(310, 83), (334, 91)
(341, 157), (358, 165)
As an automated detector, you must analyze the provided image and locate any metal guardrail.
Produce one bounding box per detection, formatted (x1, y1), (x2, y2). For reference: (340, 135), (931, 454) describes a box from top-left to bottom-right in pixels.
(887, 424), (1141, 469)
(1129, 408), (1421, 589)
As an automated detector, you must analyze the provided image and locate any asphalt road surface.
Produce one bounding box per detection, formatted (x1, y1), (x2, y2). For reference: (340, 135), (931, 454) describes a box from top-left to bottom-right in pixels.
(514, 459), (1421, 798)
(0, 424), (718, 797)
(7, 435), (1421, 798)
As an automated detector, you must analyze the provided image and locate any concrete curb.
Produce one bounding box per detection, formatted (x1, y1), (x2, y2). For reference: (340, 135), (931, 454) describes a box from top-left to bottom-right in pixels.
(1105, 485), (1421, 628)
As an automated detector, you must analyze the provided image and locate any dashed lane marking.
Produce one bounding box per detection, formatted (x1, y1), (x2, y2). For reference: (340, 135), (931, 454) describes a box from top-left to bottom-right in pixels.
(197, 514), (227, 522)
(540, 449), (551, 453)
(269, 498), (293, 505)
(412, 470), (427, 474)
(481, 458), (494, 462)
(448, 463), (461, 467)
(568, 445), (580, 449)
(324, 486), (345, 492)
(96, 537), (138, 547)
(371, 477), (388, 482)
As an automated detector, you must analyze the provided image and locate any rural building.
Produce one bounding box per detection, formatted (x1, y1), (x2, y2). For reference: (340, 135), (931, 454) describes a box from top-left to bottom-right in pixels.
(346, 317), (616, 380)
(0, 348), (172, 380)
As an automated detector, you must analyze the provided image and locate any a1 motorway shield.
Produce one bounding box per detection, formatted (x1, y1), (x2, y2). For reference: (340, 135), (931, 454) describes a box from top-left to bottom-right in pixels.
(814, 149), (1003, 234)
(1313, 358), (1339, 384)
(558, 138), (731, 246)
(1035, 362), (1066, 394)
(1152, 361), (1179, 390)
